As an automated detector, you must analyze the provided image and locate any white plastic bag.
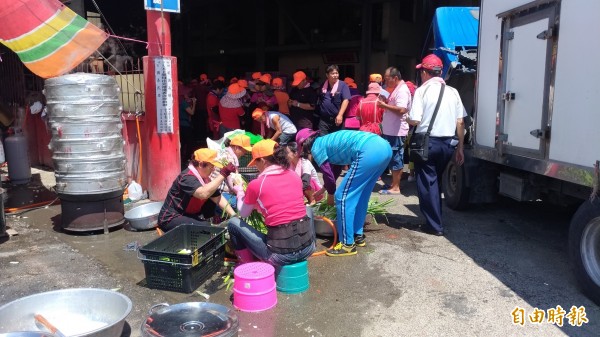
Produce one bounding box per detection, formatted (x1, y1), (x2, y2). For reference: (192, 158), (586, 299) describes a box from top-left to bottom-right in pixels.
(206, 129), (246, 151)
(127, 180), (143, 201)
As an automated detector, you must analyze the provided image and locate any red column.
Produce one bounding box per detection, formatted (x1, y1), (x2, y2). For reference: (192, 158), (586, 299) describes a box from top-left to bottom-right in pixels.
(143, 11), (180, 201)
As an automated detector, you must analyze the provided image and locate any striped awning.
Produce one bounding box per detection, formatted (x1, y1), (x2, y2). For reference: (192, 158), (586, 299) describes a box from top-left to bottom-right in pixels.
(0, 0), (108, 78)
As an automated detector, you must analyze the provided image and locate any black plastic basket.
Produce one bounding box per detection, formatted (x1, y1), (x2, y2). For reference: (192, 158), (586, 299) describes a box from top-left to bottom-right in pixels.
(141, 244), (225, 293)
(239, 153), (253, 167)
(139, 224), (226, 266)
(238, 166), (259, 182)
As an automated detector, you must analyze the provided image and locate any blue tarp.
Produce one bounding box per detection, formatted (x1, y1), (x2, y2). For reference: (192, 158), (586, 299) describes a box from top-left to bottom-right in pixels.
(432, 7), (479, 76)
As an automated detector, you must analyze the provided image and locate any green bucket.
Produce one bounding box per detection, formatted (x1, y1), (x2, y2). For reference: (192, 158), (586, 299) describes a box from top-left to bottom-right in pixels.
(275, 260), (309, 294)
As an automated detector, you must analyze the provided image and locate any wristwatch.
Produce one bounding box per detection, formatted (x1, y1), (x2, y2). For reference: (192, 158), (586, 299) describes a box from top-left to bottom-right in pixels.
(296, 102), (300, 108)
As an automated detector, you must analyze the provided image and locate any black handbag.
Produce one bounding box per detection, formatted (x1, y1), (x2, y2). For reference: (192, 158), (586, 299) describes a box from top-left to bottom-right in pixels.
(409, 84), (445, 162)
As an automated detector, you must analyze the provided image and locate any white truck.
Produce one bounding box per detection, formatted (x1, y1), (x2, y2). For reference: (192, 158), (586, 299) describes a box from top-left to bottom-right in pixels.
(442, 0), (600, 304)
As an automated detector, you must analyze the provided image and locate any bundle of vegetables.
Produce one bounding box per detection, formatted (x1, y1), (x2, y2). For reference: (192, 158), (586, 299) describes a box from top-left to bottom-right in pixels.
(311, 197), (393, 223)
(311, 202), (337, 220)
(245, 210), (267, 234)
(366, 198), (394, 223)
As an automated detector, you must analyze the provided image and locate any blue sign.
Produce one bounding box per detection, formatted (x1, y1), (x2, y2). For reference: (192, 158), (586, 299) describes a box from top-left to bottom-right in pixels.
(144, 0), (180, 13)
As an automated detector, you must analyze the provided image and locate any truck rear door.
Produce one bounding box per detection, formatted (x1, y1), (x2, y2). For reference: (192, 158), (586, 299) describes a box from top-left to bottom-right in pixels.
(497, 2), (558, 159)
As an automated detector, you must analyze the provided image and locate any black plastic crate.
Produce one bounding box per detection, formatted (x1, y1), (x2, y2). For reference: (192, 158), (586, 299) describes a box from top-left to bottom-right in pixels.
(139, 224), (225, 266)
(141, 244), (225, 293)
(239, 153), (253, 167)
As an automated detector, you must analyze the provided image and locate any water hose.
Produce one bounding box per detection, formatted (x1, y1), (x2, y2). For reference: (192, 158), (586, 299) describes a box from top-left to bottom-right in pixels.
(135, 115), (143, 184)
(311, 216), (337, 257)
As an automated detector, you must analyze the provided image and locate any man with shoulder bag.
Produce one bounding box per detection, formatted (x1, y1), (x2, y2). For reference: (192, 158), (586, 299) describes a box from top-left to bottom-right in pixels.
(407, 54), (466, 236)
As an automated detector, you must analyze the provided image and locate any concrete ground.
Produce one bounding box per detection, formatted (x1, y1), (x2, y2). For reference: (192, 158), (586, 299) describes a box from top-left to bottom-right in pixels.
(0, 167), (599, 336)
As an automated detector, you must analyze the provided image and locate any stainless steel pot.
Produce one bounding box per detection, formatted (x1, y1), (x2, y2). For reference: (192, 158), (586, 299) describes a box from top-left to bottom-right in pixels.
(0, 288), (132, 337)
(314, 218), (335, 237)
(125, 201), (163, 230)
(142, 302), (238, 337)
(0, 333), (57, 337)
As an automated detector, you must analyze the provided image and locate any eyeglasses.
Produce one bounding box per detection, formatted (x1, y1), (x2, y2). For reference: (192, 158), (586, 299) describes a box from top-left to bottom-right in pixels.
(255, 82), (266, 86)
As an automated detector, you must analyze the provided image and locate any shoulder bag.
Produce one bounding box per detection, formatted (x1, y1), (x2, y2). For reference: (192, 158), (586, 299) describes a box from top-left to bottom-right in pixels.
(409, 84), (445, 162)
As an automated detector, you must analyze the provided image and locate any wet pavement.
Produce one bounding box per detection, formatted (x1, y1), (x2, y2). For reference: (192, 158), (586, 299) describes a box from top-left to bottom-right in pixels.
(1, 167), (599, 336)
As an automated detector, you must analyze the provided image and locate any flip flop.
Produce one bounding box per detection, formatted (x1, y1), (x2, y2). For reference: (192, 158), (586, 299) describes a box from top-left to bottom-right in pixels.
(379, 189), (401, 195)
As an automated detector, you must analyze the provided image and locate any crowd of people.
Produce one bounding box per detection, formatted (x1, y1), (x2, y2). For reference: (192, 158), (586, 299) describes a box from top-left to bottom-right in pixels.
(160, 53), (467, 267)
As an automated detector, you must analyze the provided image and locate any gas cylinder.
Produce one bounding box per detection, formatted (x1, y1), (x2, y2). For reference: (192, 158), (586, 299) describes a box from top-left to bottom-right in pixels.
(0, 136), (5, 163)
(4, 127), (31, 185)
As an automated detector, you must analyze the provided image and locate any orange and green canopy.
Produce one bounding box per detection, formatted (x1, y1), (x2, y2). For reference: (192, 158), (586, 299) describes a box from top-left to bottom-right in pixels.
(0, 0), (107, 78)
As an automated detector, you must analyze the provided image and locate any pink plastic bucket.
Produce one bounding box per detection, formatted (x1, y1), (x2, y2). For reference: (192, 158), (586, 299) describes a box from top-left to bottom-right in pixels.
(233, 262), (277, 312)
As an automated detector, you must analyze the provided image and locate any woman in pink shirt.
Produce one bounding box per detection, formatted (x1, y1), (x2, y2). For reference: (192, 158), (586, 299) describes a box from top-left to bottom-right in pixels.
(227, 139), (316, 266)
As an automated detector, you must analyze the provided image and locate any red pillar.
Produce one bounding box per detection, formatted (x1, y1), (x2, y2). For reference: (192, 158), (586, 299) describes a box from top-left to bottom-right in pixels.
(143, 11), (180, 201)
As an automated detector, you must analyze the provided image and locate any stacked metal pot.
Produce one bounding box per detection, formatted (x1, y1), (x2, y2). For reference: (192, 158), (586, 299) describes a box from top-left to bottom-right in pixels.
(45, 73), (127, 231)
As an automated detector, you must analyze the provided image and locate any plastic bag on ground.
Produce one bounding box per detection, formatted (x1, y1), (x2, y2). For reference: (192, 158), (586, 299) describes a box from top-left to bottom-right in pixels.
(127, 180), (143, 201)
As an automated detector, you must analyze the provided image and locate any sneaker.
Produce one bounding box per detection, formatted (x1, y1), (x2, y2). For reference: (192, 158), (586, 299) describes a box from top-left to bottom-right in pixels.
(354, 234), (366, 247)
(326, 242), (357, 256)
(407, 175), (416, 182)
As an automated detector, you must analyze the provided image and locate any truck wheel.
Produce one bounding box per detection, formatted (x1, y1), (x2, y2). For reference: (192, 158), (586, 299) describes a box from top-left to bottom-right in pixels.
(569, 198), (600, 305)
(443, 158), (470, 210)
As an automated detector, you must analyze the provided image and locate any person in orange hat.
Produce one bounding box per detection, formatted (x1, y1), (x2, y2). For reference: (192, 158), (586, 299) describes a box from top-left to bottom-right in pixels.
(251, 75), (277, 109)
(288, 70), (317, 129)
(157, 148), (238, 232)
(252, 107), (297, 145)
(208, 134), (253, 220)
(227, 139), (316, 265)
(237, 79), (248, 89)
(369, 73), (383, 85)
(271, 77), (290, 115)
(251, 72), (262, 81)
(218, 83), (247, 137)
(250, 74), (277, 134)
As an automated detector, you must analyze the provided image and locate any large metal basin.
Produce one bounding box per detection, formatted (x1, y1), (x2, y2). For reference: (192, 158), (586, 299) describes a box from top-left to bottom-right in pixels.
(125, 201), (163, 230)
(0, 288), (132, 337)
(0, 333), (57, 337)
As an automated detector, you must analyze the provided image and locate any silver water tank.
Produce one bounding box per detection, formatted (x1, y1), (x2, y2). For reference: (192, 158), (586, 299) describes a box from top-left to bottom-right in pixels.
(45, 73), (127, 231)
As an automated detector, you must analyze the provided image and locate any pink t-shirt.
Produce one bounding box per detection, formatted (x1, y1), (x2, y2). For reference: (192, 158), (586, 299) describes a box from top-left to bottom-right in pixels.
(381, 81), (411, 136)
(244, 168), (307, 226)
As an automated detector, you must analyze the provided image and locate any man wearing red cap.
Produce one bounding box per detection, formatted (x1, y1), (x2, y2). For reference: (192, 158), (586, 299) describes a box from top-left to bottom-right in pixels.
(408, 54), (466, 236)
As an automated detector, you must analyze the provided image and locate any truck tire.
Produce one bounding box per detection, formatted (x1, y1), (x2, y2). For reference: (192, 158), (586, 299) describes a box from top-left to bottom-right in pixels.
(443, 158), (470, 210)
(569, 198), (600, 305)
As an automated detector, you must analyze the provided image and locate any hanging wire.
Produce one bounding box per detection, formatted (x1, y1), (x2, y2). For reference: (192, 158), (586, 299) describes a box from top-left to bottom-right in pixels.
(89, 0), (132, 60)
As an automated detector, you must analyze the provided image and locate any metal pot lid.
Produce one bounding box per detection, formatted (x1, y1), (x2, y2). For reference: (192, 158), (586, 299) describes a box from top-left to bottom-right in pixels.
(143, 302), (238, 337)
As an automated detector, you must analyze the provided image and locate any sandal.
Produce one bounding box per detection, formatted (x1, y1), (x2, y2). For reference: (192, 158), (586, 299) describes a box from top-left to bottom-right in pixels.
(378, 189), (401, 195)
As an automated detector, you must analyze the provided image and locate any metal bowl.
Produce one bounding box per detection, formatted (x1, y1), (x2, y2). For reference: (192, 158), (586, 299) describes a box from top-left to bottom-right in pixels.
(0, 333), (57, 337)
(125, 201), (163, 230)
(314, 218), (335, 237)
(0, 288), (132, 337)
